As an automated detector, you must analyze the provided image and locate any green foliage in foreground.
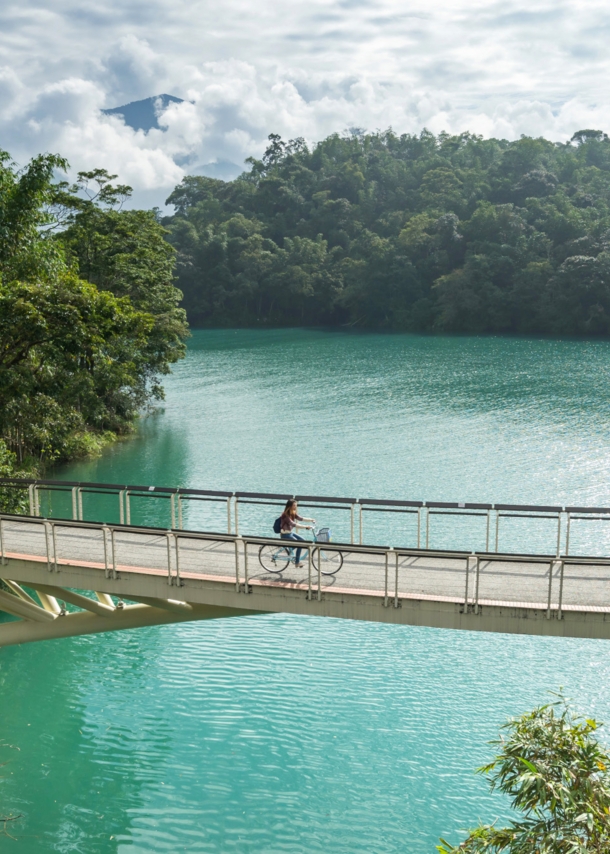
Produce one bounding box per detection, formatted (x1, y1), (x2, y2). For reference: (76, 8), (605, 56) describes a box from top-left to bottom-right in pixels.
(438, 700), (610, 853)
(0, 441), (31, 513)
(165, 128), (610, 333)
(0, 154), (188, 475)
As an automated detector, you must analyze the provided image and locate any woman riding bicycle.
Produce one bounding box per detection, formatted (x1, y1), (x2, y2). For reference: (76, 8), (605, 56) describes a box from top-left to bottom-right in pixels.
(280, 499), (315, 568)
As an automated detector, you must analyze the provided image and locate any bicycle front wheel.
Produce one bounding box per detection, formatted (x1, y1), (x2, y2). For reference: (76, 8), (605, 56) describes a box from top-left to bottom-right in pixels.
(259, 544), (290, 573)
(312, 548), (344, 576)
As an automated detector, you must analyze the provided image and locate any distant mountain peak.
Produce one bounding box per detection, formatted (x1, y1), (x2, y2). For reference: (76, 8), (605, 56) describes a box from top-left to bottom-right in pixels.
(101, 93), (243, 182)
(102, 94), (184, 133)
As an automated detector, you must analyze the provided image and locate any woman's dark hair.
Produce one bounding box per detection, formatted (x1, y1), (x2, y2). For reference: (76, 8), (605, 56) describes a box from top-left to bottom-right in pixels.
(283, 499), (298, 518)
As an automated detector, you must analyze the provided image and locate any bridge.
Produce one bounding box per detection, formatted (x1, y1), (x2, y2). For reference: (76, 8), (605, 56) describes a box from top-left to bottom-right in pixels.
(1, 478), (610, 645)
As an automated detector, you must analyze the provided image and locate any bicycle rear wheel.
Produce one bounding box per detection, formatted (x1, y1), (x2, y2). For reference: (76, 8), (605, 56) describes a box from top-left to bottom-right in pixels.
(259, 544), (290, 573)
(312, 548), (343, 576)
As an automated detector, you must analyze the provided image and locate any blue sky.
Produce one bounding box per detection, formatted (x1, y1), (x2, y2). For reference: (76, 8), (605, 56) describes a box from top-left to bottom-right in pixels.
(0, 0), (608, 205)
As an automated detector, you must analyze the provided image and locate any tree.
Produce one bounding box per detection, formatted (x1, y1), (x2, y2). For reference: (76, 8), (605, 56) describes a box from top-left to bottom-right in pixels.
(0, 150), (68, 282)
(59, 171), (189, 400)
(438, 699), (610, 853)
(0, 274), (151, 464)
(571, 130), (609, 146)
(0, 152), (188, 472)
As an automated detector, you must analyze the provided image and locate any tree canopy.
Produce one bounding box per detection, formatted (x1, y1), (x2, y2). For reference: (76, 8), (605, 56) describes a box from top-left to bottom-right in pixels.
(0, 154), (188, 473)
(164, 128), (610, 334)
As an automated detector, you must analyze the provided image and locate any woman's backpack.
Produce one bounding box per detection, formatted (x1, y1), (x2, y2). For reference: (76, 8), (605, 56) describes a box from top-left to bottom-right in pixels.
(273, 516), (282, 534)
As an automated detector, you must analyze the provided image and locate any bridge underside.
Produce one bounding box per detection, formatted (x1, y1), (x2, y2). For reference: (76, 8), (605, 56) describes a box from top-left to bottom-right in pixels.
(2, 547), (610, 646)
(0, 586), (256, 645)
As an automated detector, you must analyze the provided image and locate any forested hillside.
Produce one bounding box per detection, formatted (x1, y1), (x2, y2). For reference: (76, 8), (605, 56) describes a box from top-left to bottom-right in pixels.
(164, 128), (610, 334)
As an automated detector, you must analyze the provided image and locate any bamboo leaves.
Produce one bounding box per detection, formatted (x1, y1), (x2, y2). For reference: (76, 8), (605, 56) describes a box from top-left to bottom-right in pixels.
(438, 699), (610, 853)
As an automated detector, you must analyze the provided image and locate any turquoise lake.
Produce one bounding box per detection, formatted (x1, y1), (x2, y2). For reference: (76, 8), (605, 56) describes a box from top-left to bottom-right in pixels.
(2, 329), (610, 852)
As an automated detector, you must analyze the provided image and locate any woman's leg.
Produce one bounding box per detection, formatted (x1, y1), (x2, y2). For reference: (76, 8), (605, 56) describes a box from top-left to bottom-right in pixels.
(291, 533), (305, 566)
(281, 533), (305, 565)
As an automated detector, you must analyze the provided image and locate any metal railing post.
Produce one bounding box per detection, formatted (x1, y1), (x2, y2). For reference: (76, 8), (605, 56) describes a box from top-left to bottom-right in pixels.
(350, 504), (355, 544)
(52, 523), (58, 570)
(558, 560), (564, 620)
(316, 545), (322, 601)
(175, 534), (182, 587)
(119, 489), (125, 525)
(170, 494), (176, 529)
(485, 511), (490, 552)
(394, 550), (399, 608)
(234, 498), (239, 535)
(0, 518), (5, 565)
(234, 538), (242, 591)
(307, 546), (312, 601)
(565, 513), (571, 556)
(177, 494), (183, 530)
(166, 531), (173, 585)
(474, 557), (481, 614)
(244, 539), (249, 591)
(227, 497), (232, 535)
(417, 507), (421, 548)
(77, 488), (83, 521)
(546, 560), (554, 619)
(110, 528), (117, 579)
(425, 507), (430, 549)
(464, 555), (471, 607)
(103, 526), (110, 579)
(384, 551), (389, 607)
(44, 521), (52, 571)
(28, 484), (36, 516)
(125, 491), (131, 526)
(71, 487), (78, 521)
(556, 512), (562, 558)
(495, 509), (500, 553)
(359, 504), (363, 545)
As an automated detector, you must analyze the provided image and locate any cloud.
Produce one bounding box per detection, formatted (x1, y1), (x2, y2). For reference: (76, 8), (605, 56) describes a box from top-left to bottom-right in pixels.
(103, 35), (173, 103)
(0, 73), (183, 192)
(1, 0), (610, 206)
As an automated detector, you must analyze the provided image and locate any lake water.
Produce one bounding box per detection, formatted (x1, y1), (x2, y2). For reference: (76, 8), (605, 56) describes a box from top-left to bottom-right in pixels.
(2, 330), (610, 852)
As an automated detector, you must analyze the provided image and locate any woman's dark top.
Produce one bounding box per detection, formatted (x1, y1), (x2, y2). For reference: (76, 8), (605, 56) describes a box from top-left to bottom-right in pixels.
(280, 512), (303, 532)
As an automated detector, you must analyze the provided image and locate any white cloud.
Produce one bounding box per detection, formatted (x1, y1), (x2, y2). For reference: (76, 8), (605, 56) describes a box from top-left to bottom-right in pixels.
(103, 34), (173, 103)
(1, 0), (610, 205)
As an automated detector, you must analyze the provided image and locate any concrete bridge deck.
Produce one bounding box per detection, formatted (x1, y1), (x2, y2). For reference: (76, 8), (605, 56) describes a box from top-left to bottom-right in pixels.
(2, 514), (610, 645)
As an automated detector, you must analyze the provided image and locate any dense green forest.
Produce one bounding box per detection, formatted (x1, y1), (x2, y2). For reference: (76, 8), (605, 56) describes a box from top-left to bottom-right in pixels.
(164, 128), (610, 334)
(3, 126), (610, 479)
(0, 152), (187, 481)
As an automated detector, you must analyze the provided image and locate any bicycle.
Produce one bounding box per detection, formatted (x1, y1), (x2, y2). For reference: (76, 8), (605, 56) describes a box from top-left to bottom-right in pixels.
(258, 526), (344, 576)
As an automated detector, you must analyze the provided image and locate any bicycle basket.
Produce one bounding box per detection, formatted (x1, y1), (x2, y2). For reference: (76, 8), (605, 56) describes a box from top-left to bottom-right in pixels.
(315, 527), (332, 543)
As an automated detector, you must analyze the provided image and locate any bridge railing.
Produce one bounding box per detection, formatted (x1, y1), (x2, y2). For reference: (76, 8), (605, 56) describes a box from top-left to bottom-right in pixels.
(2, 478), (610, 558)
(3, 512), (610, 617)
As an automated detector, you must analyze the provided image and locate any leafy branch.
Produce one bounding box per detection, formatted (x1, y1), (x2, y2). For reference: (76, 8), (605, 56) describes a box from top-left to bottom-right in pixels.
(438, 697), (610, 853)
